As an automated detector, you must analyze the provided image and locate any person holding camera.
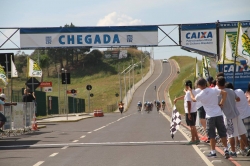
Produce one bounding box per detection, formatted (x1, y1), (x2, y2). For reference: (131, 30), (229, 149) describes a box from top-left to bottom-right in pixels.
(174, 80), (199, 145)
(22, 88), (36, 102)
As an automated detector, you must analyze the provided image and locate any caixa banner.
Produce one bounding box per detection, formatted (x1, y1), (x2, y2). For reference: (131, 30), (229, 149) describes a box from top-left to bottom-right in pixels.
(19, 26), (158, 48)
(181, 23), (217, 54)
(218, 63), (250, 92)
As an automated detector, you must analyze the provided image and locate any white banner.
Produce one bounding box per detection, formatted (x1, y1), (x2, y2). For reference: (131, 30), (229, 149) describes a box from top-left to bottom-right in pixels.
(20, 26), (158, 48)
(181, 23), (217, 54)
(219, 21), (250, 58)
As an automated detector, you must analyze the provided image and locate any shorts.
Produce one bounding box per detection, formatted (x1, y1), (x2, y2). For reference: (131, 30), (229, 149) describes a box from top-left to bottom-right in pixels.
(206, 115), (227, 139)
(0, 112), (6, 122)
(185, 112), (197, 126)
(242, 116), (250, 139)
(197, 106), (206, 119)
(227, 116), (247, 138)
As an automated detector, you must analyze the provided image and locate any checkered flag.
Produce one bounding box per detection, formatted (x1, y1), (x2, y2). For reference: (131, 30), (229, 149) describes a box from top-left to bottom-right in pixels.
(170, 105), (181, 139)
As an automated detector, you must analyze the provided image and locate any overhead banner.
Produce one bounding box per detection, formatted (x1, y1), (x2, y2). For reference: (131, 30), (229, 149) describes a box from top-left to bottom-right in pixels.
(20, 26), (158, 48)
(181, 23), (217, 54)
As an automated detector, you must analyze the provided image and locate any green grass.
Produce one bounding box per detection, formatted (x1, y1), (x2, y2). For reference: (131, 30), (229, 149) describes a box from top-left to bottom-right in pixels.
(169, 56), (216, 114)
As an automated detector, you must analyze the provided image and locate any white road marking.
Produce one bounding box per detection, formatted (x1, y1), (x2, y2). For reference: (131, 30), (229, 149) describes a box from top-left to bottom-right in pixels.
(49, 153), (58, 157)
(33, 161), (44, 166)
(87, 131), (92, 134)
(160, 111), (213, 166)
(0, 141), (190, 148)
(61, 146), (68, 149)
(94, 126), (105, 131)
(72, 140), (79, 143)
(80, 135), (86, 138)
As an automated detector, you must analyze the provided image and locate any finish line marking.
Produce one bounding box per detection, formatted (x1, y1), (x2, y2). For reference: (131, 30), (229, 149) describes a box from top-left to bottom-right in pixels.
(0, 140), (190, 148)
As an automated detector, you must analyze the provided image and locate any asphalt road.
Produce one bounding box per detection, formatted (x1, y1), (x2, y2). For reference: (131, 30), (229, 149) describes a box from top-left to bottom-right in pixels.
(0, 60), (237, 166)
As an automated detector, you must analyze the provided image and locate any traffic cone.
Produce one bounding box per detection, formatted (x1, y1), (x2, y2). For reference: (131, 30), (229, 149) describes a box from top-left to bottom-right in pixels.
(32, 114), (38, 131)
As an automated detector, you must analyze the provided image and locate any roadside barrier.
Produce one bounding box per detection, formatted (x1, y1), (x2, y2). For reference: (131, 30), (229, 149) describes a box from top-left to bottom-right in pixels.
(32, 114), (38, 131)
(93, 109), (104, 117)
(1, 102), (36, 138)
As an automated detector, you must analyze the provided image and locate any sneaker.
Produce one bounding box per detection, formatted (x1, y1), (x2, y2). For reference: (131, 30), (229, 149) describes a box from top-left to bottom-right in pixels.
(229, 151), (237, 157)
(186, 141), (196, 145)
(200, 136), (208, 141)
(205, 139), (210, 143)
(236, 150), (246, 156)
(207, 152), (217, 157)
(246, 148), (250, 156)
(195, 140), (200, 144)
(224, 150), (230, 159)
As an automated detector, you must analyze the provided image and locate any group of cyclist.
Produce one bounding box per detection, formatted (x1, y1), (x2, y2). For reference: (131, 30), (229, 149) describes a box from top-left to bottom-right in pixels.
(137, 100), (166, 112)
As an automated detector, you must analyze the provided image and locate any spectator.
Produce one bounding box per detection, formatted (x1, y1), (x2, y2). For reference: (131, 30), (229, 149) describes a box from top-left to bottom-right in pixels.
(194, 80), (209, 143)
(189, 78), (229, 158)
(0, 94), (17, 132)
(207, 76), (214, 88)
(245, 82), (250, 106)
(174, 80), (199, 145)
(225, 82), (250, 156)
(217, 77), (250, 157)
(22, 88), (36, 102)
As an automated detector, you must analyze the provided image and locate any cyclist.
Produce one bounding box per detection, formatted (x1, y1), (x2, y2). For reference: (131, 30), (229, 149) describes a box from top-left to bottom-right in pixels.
(137, 101), (142, 111)
(154, 100), (157, 106)
(156, 100), (161, 112)
(162, 100), (166, 111)
(147, 101), (151, 113)
(118, 101), (124, 114)
(154, 85), (156, 91)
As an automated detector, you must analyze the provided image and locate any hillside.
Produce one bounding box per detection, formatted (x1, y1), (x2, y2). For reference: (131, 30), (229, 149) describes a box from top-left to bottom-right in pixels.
(8, 48), (150, 113)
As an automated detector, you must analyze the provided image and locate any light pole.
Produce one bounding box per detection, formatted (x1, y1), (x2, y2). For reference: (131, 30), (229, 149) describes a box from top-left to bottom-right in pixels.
(62, 68), (68, 120)
(57, 65), (60, 114)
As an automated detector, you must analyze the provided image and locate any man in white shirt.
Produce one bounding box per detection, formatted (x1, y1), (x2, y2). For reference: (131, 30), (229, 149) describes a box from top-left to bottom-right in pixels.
(189, 78), (229, 158)
(225, 82), (250, 156)
(174, 80), (199, 145)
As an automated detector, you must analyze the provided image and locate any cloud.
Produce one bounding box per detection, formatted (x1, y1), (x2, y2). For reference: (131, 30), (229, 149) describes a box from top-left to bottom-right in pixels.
(97, 12), (144, 26)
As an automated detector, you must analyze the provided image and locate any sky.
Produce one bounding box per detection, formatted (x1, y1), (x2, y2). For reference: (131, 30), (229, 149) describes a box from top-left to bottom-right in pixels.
(0, 0), (250, 60)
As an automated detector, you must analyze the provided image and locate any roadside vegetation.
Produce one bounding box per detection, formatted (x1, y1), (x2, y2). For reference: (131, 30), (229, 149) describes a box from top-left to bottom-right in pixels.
(169, 56), (216, 114)
(10, 48), (150, 113)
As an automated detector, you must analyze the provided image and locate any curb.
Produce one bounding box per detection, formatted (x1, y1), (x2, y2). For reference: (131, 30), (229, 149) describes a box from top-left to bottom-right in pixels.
(37, 116), (93, 123)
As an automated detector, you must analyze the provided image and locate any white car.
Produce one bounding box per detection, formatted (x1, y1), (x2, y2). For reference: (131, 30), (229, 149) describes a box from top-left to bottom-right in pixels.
(162, 59), (168, 63)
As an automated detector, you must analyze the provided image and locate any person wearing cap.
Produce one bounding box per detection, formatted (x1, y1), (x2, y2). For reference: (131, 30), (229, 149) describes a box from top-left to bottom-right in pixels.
(0, 93), (17, 132)
(174, 80), (199, 145)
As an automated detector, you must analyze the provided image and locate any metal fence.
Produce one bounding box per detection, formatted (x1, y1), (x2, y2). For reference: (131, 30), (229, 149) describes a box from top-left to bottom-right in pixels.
(1, 102), (36, 137)
(107, 104), (117, 112)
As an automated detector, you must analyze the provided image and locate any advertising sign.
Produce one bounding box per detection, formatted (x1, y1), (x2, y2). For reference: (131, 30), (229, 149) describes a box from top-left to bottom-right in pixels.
(219, 63), (250, 92)
(104, 50), (127, 59)
(20, 26), (158, 48)
(39, 82), (52, 87)
(181, 23), (217, 54)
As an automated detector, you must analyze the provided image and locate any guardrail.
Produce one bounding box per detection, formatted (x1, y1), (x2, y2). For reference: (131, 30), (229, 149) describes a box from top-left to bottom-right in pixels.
(1, 102), (36, 138)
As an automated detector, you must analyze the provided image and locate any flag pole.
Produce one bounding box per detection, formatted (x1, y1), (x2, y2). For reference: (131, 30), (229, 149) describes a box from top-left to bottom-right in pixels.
(205, 57), (210, 77)
(5, 54), (9, 100)
(222, 31), (226, 73)
(233, 22), (241, 86)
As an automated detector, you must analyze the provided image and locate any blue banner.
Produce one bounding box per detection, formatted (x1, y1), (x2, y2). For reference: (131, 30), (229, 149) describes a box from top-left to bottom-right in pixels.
(218, 63), (250, 92)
